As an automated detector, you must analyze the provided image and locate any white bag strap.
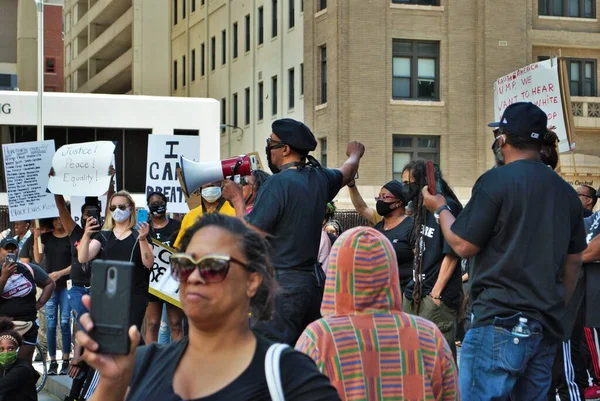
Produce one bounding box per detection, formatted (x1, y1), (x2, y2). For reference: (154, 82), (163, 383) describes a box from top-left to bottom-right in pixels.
(265, 343), (290, 401)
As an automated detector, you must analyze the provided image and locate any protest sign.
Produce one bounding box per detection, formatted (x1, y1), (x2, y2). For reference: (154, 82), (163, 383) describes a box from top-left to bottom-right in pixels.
(48, 141), (115, 196)
(148, 239), (180, 307)
(2, 140), (58, 221)
(493, 58), (574, 153)
(146, 135), (200, 214)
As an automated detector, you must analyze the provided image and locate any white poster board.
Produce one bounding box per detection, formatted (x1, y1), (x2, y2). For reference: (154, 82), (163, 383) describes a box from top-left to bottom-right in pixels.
(494, 58), (571, 153)
(2, 140), (58, 221)
(48, 141), (116, 196)
(146, 135), (200, 214)
(148, 239), (181, 307)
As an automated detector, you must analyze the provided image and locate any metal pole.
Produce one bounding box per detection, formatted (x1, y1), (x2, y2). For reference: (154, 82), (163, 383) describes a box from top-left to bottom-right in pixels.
(36, 0), (44, 142)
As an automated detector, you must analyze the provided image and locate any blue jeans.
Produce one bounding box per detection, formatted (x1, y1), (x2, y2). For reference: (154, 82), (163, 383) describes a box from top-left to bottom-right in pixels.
(45, 287), (72, 358)
(157, 304), (171, 345)
(459, 313), (558, 401)
(67, 286), (90, 331)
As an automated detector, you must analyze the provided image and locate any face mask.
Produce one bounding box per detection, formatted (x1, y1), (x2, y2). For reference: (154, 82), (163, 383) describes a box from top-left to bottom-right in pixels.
(202, 187), (222, 203)
(266, 145), (280, 174)
(401, 183), (420, 202)
(111, 208), (131, 223)
(149, 204), (166, 216)
(492, 136), (505, 167)
(0, 351), (18, 367)
(376, 200), (395, 217)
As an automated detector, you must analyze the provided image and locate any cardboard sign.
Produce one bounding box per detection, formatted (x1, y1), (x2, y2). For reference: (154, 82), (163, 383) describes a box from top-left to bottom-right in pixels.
(48, 141), (116, 196)
(148, 239), (181, 307)
(146, 135), (200, 214)
(494, 58), (573, 153)
(2, 140), (58, 221)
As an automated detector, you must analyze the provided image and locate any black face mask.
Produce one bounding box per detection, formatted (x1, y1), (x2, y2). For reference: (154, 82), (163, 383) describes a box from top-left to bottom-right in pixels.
(149, 204), (166, 216)
(491, 137), (505, 167)
(266, 145), (280, 174)
(401, 183), (420, 202)
(376, 200), (395, 217)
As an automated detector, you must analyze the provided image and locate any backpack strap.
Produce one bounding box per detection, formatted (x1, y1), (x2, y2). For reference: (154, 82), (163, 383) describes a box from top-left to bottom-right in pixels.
(129, 230), (140, 263)
(265, 343), (290, 401)
(20, 263), (35, 280)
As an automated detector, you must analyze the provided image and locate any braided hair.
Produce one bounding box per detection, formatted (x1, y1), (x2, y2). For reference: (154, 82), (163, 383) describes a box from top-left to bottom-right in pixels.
(402, 160), (462, 313)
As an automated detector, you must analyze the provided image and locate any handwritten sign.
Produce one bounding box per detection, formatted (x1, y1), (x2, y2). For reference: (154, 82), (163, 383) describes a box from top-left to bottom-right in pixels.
(146, 135), (200, 214)
(2, 140), (58, 221)
(494, 58), (571, 153)
(48, 141), (115, 196)
(148, 239), (181, 307)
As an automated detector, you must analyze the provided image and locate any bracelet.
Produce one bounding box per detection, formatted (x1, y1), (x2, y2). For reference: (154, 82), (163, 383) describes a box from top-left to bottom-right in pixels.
(347, 182), (355, 188)
(430, 294), (442, 300)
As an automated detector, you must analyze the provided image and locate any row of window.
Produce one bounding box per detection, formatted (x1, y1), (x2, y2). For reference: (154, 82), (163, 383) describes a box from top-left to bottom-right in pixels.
(219, 65), (304, 129)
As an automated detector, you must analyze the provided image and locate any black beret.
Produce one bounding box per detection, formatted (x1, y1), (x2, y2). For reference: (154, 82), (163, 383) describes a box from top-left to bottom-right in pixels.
(383, 180), (407, 204)
(272, 118), (317, 154)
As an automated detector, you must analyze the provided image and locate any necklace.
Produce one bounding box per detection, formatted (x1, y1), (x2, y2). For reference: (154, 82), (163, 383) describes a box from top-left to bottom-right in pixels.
(113, 229), (130, 240)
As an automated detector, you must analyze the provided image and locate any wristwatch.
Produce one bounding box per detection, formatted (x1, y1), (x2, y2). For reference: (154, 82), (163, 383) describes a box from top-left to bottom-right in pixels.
(434, 205), (451, 224)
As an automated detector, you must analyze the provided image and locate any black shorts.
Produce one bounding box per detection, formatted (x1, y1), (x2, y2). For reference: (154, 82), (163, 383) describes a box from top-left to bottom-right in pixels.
(22, 322), (39, 346)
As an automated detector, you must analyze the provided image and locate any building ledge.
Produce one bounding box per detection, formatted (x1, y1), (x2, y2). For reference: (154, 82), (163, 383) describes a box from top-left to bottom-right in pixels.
(315, 103), (328, 111)
(315, 9), (327, 18)
(390, 99), (445, 107)
(390, 4), (445, 12)
(537, 15), (597, 22)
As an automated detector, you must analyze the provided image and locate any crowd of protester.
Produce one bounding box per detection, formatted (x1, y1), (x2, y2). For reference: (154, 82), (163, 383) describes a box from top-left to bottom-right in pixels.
(0, 106), (599, 400)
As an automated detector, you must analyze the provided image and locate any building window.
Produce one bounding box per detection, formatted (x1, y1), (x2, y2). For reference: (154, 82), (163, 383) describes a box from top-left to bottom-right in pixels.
(288, 68), (295, 109)
(392, 39), (439, 100)
(258, 82), (264, 120)
(320, 138), (327, 167)
(221, 98), (227, 133)
(568, 59), (597, 97)
(222, 30), (227, 65)
(272, 76), (278, 116)
(200, 43), (205, 76)
(300, 63), (304, 95)
(191, 49), (196, 81)
(319, 46), (327, 104)
(289, 0), (295, 28)
(173, 60), (178, 90)
(245, 15), (251, 52)
(301, 0), (304, 12)
(173, 0), (178, 25)
(318, 0), (326, 11)
(233, 22), (238, 59)
(45, 58), (56, 74)
(182, 0), (186, 19)
(538, 0), (595, 18)
(44, 86), (56, 92)
(245, 87), (251, 125)
(182, 55), (186, 86)
(192, 0), (196, 12)
(211, 36), (216, 71)
(392, 0), (439, 4)
(201, 0), (205, 5)
(272, 0), (278, 38)
(233, 93), (239, 127)
(392, 135), (440, 180)
(258, 7), (264, 45)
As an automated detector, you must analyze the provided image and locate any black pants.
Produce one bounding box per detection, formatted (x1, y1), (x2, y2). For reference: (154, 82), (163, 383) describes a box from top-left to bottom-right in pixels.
(252, 269), (322, 346)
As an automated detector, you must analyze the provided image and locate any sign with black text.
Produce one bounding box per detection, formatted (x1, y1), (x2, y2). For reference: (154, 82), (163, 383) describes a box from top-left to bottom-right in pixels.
(148, 239), (181, 308)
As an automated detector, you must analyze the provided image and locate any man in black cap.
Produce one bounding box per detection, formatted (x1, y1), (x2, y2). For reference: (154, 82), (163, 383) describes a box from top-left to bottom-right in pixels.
(421, 102), (587, 400)
(223, 118), (364, 345)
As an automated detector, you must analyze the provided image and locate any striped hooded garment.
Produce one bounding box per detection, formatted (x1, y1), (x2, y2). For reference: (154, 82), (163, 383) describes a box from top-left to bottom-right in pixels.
(296, 227), (458, 401)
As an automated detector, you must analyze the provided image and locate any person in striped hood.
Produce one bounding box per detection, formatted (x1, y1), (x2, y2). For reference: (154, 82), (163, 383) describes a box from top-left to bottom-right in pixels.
(295, 226), (458, 401)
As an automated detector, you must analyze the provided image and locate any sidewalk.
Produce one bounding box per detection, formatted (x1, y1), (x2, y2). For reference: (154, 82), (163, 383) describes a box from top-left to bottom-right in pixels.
(44, 374), (73, 400)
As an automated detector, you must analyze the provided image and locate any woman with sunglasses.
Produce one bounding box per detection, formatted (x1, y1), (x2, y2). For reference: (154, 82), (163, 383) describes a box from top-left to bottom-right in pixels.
(0, 317), (38, 401)
(75, 213), (340, 401)
(78, 190), (154, 331)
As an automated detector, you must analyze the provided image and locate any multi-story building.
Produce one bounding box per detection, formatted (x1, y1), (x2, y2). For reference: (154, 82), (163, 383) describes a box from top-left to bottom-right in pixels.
(0, 0), (64, 92)
(303, 0), (600, 207)
(170, 0), (304, 163)
(62, 0), (170, 95)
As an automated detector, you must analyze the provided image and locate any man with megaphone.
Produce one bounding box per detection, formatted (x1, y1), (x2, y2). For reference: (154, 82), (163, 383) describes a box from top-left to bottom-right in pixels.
(222, 118), (365, 346)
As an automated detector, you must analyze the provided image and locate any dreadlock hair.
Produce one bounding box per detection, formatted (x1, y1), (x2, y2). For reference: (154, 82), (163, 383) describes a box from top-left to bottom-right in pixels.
(540, 129), (559, 171)
(402, 159), (463, 314)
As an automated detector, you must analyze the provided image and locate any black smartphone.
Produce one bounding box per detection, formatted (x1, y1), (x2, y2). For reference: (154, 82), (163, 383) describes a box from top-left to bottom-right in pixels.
(86, 206), (101, 227)
(90, 260), (133, 355)
(5, 253), (16, 264)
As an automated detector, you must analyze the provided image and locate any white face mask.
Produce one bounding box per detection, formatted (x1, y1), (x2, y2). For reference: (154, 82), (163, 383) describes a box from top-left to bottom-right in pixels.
(112, 208), (131, 223)
(202, 187), (222, 203)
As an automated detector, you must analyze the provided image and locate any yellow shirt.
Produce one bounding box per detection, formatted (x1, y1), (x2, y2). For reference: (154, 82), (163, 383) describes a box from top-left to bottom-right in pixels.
(173, 201), (237, 249)
(373, 210), (383, 225)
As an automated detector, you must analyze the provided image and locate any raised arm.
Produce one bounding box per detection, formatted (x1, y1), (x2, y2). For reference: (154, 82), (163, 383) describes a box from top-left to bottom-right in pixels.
(78, 218), (102, 263)
(55, 194), (77, 235)
(348, 182), (376, 224)
(137, 222), (155, 269)
(337, 142), (365, 187)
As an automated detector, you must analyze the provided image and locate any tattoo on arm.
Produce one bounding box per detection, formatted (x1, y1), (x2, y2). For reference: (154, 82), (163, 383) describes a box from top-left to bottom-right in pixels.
(144, 253), (150, 260)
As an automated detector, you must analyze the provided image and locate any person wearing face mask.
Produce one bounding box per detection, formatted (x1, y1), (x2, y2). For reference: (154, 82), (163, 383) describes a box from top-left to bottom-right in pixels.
(241, 169), (270, 214)
(173, 182), (237, 250)
(0, 317), (38, 401)
(144, 191), (184, 345)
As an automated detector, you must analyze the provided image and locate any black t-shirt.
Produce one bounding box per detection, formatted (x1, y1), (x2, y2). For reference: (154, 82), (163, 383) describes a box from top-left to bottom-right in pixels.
(374, 216), (415, 292)
(70, 225), (92, 286)
(41, 232), (72, 288)
(451, 159), (587, 340)
(0, 262), (49, 322)
(19, 235), (46, 271)
(126, 335), (340, 401)
(403, 199), (463, 310)
(246, 167), (343, 270)
(151, 219), (181, 248)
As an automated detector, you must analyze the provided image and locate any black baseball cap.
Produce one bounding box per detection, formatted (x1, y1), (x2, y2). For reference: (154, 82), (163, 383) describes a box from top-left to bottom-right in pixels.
(0, 238), (19, 249)
(488, 102), (548, 141)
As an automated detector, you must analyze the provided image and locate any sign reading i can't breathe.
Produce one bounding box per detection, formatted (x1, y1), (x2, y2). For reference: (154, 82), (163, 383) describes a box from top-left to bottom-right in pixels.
(148, 239), (181, 308)
(48, 141), (115, 196)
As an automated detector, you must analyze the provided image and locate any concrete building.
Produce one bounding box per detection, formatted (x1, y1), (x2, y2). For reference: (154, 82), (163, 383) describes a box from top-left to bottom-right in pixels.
(170, 0), (305, 163)
(303, 0), (600, 207)
(0, 0), (64, 92)
(62, 0), (170, 95)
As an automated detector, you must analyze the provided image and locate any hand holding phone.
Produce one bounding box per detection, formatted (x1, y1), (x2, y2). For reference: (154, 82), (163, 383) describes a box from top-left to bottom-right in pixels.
(136, 209), (149, 228)
(5, 253), (16, 265)
(426, 161), (437, 195)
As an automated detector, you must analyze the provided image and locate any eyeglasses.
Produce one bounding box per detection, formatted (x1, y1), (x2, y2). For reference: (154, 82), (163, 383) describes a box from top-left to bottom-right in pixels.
(266, 138), (287, 150)
(109, 204), (129, 212)
(578, 194), (592, 199)
(169, 253), (248, 283)
(375, 195), (398, 202)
